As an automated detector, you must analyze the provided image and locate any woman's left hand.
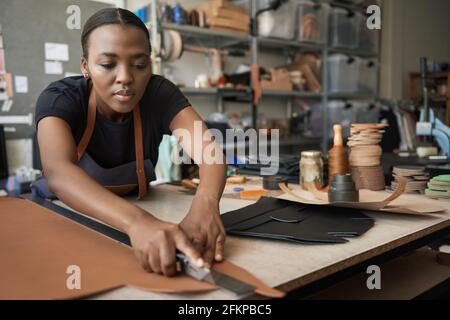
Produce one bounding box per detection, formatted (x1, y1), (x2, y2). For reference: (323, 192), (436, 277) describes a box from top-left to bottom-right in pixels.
(179, 194), (226, 267)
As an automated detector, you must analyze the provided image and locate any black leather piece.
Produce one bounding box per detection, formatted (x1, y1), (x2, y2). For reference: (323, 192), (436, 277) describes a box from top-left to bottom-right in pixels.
(222, 197), (374, 245)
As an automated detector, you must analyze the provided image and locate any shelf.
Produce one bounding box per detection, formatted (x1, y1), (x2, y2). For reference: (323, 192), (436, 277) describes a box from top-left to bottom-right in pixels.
(328, 92), (378, 99)
(160, 23), (249, 47)
(180, 87), (251, 96)
(329, 1), (372, 13)
(329, 47), (379, 58)
(256, 37), (324, 51)
(262, 90), (323, 98)
(410, 72), (450, 79)
(161, 23), (378, 58)
(180, 87), (323, 99)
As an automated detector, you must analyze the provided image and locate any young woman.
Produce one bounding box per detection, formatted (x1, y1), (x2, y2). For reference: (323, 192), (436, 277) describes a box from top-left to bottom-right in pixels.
(34, 8), (227, 277)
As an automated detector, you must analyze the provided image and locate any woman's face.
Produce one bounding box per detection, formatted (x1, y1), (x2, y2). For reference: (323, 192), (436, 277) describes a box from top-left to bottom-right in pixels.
(81, 24), (151, 117)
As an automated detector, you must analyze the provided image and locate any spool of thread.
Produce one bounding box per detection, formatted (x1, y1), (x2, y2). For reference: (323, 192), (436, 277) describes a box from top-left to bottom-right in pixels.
(328, 174), (359, 203)
(328, 124), (349, 184)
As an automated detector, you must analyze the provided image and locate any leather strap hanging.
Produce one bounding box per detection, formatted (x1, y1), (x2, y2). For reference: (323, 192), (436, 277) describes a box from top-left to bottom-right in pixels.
(76, 84), (148, 199)
(133, 104), (148, 199)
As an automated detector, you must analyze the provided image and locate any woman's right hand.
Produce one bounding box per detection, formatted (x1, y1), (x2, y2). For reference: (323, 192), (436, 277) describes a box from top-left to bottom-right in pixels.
(128, 213), (203, 277)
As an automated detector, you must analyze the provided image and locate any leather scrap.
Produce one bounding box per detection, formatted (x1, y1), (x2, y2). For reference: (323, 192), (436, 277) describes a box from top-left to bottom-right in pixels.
(0, 198), (284, 299)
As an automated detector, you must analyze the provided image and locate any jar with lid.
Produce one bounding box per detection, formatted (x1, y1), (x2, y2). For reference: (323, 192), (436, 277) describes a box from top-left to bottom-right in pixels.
(300, 150), (324, 190)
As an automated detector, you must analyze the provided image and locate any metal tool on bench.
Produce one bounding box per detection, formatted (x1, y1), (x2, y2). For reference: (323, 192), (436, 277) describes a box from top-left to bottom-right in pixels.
(416, 57), (450, 156)
(30, 196), (255, 296)
(176, 252), (255, 296)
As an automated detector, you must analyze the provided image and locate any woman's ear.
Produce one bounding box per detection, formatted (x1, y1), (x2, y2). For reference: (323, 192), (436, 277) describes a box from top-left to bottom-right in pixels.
(80, 57), (89, 79)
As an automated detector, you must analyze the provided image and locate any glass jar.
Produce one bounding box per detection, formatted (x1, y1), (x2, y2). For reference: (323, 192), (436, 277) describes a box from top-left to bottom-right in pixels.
(300, 150), (324, 190)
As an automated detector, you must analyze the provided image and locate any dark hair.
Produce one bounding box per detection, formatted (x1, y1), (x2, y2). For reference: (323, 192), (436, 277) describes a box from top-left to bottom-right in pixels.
(81, 8), (151, 58)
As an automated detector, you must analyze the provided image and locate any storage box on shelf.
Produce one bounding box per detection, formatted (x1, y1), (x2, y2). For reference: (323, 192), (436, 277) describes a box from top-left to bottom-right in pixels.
(358, 11), (380, 54)
(257, 0), (297, 40)
(358, 58), (378, 95)
(308, 99), (379, 138)
(327, 54), (360, 93)
(329, 7), (361, 49)
(297, 0), (330, 44)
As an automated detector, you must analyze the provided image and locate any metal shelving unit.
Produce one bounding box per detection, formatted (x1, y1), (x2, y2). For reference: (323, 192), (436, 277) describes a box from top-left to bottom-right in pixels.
(150, 0), (381, 154)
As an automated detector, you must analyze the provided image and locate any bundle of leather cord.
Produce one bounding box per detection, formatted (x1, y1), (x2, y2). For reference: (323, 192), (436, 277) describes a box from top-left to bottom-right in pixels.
(348, 123), (389, 191)
(328, 124), (350, 184)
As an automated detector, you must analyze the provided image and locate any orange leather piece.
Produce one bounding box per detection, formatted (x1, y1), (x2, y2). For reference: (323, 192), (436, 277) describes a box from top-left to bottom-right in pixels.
(0, 198), (285, 299)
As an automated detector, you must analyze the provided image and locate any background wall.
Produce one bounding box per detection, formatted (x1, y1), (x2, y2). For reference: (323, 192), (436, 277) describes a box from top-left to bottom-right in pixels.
(0, 0), (112, 171)
(380, 0), (450, 99)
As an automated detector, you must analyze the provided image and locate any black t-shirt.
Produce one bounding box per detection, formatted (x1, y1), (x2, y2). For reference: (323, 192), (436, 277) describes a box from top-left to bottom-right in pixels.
(35, 75), (190, 168)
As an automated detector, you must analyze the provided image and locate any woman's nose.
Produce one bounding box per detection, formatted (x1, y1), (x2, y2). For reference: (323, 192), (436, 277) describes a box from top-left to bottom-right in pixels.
(116, 65), (133, 85)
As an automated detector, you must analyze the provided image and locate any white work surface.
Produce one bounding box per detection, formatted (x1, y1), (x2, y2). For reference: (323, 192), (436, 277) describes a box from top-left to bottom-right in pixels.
(55, 185), (450, 300)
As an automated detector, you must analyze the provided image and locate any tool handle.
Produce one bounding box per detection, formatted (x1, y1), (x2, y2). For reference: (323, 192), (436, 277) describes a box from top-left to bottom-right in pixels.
(333, 124), (344, 147)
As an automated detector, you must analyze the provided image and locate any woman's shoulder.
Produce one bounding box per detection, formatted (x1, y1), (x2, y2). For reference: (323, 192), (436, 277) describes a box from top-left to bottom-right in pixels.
(39, 76), (87, 101)
(37, 76), (88, 109)
(35, 76), (88, 133)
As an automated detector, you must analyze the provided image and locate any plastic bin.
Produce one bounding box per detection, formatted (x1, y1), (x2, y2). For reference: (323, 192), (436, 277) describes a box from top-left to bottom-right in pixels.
(297, 1), (329, 44)
(327, 100), (358, 138)
(327, 54), (360, 93)
(358, 58), (378, 95)
(308, 101), (358, 138)
(329, 7), (361, 49)
(358, 11), (380, 53)
(353, 100), (380, 123)
(258, 0), (297, 40)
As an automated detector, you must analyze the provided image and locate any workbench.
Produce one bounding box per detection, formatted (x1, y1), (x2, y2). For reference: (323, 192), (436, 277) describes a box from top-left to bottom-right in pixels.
(38, 183), (450, 300)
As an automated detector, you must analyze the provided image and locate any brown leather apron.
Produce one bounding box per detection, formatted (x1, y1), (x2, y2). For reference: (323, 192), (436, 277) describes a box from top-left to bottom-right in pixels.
(32, 85), (156, 200)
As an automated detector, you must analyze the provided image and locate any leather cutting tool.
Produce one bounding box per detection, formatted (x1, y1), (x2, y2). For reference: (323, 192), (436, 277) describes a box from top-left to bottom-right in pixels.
(176, 253), (255, 296)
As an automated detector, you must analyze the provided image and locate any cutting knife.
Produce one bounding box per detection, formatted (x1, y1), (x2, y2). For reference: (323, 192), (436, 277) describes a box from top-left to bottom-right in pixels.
(176, 252), (255, 296)
(30, 196), (256, 297)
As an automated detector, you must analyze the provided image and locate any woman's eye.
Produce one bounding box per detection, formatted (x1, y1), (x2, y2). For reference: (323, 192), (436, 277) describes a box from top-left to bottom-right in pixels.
(100, 64), (114, 69)
(135, 64), (148, 70)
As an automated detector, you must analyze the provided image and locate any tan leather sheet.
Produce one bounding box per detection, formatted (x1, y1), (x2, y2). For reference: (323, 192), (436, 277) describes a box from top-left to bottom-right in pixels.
(0, 198), (284, 300)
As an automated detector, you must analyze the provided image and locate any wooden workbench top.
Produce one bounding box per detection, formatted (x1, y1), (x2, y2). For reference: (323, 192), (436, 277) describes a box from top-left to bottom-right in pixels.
(54, 184), (450, 300)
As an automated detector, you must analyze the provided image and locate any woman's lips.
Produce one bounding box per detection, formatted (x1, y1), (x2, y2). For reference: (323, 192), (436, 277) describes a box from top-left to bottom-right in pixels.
(113, 90), (134, 102)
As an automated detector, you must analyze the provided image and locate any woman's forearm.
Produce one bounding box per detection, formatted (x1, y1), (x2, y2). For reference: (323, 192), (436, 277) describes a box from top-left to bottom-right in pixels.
(46, 162), (153, 233)
(196, 162), (227, 201)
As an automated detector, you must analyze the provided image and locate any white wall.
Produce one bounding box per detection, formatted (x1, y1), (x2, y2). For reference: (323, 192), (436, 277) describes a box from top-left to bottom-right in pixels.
(381, 0), (450, 99)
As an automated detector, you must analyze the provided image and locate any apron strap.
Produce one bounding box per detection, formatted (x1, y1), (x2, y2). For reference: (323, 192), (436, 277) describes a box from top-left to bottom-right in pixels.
(77, 82), (148, 199)
(133, 105), (148, 199)
(77, 82), (97, 160)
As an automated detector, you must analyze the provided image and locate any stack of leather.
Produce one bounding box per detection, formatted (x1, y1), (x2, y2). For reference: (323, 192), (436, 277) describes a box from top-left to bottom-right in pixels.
(348, 123), (388, 191)
(425, 175), (450, 201)
(196, 0), (250, 33)
(391, 166), (429, 194)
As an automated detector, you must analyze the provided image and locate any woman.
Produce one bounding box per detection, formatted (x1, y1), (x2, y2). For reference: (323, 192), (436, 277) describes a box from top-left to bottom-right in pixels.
(34, 8), (227, 277)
